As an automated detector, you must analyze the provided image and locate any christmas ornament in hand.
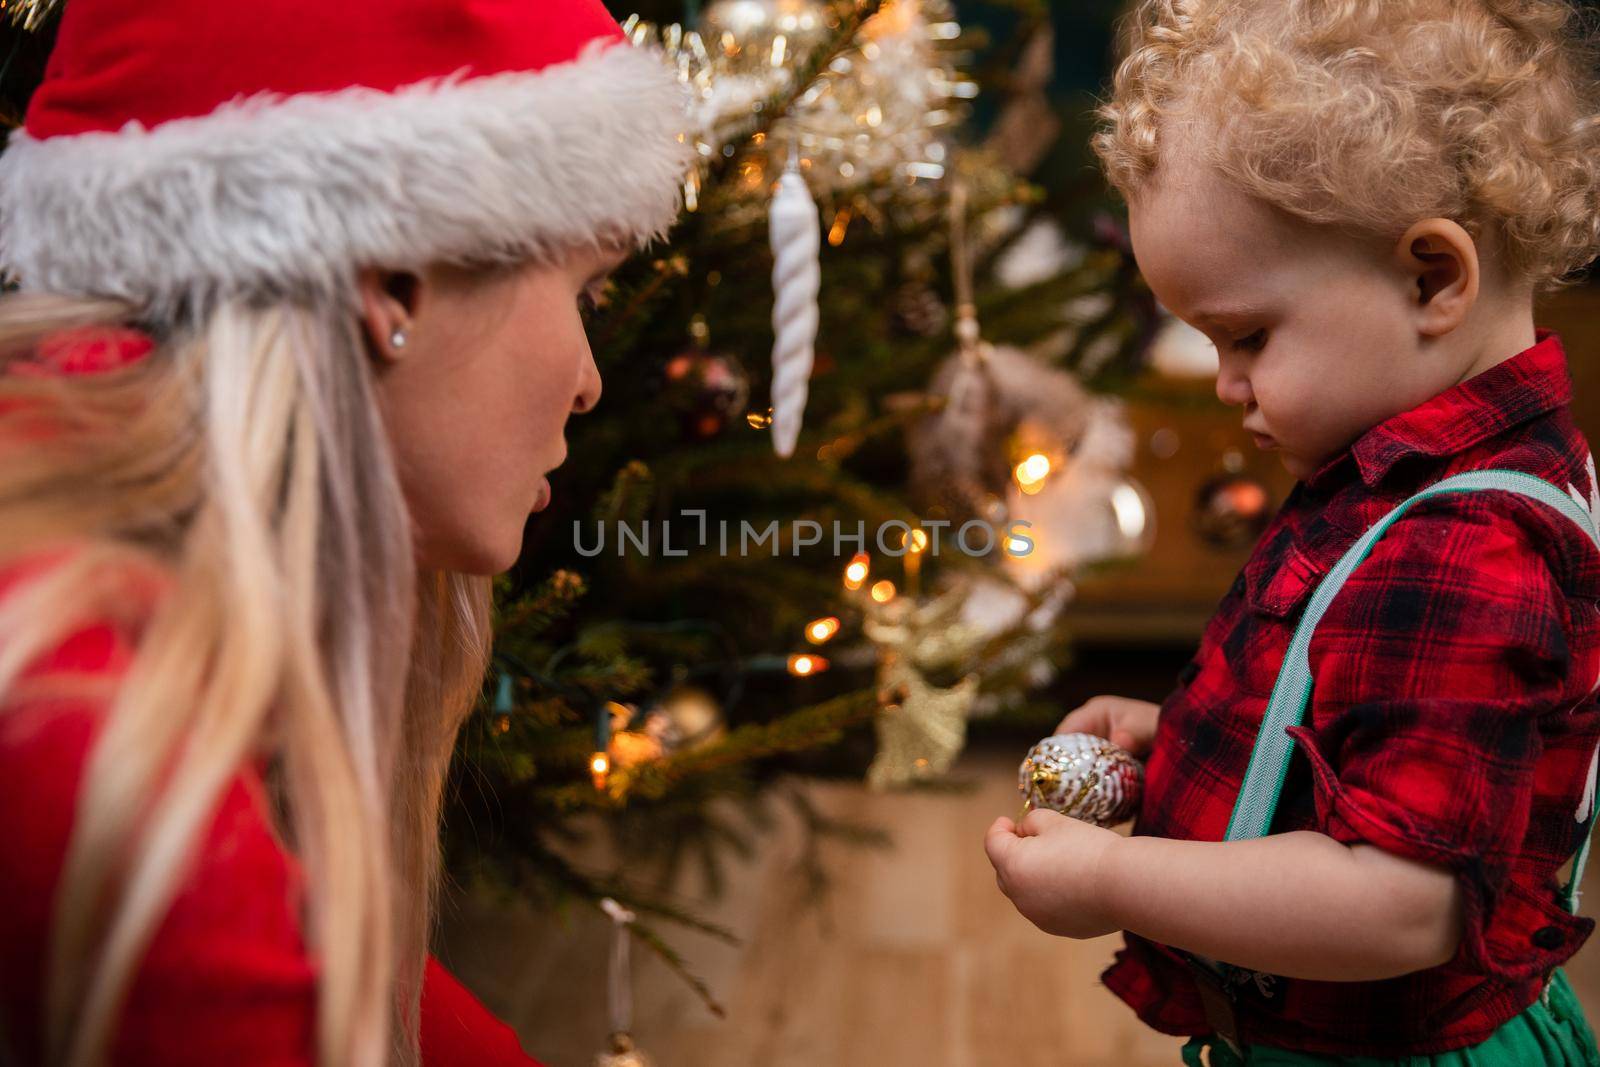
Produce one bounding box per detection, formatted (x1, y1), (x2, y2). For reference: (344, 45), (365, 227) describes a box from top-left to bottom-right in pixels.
(1018, 733), (1142, 827)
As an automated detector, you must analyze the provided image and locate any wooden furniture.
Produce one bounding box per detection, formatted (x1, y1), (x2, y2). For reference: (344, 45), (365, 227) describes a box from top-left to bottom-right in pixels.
(1061, 284), (1600, 644)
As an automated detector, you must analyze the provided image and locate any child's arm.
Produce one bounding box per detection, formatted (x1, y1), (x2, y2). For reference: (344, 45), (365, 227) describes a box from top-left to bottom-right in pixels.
(985, 811), (1463, 981)
(987, 492), (1592, 983)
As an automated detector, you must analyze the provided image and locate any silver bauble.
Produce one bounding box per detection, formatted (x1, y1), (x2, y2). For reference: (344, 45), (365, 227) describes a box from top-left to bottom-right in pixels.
(1018, 732), (1143, 826)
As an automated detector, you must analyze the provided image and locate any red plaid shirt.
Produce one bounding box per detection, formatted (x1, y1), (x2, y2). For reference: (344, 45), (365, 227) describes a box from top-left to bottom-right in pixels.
(1102, 329), (1600, 1056)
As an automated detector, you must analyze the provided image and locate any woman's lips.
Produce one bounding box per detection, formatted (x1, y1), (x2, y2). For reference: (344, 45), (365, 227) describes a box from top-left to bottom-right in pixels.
(1252, 432), (1277, 450)
(531, 476), (552, 512)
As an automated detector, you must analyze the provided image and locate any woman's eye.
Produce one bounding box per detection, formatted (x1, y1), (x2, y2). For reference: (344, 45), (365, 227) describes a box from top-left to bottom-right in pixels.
(1232, 329), (1268, 353)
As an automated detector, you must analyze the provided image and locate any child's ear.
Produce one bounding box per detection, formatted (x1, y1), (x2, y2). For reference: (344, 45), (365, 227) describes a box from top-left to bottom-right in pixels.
(1390, 218), (1479, 338)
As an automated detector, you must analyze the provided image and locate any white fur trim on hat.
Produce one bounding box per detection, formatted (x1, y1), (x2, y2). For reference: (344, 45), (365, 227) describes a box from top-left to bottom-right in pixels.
(0, 39), (694, 322)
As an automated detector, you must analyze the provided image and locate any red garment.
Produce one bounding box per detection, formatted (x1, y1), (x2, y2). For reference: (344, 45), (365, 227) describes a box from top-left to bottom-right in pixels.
(1103, 329), (1600, 1054)
(0, 334), (544, 1064)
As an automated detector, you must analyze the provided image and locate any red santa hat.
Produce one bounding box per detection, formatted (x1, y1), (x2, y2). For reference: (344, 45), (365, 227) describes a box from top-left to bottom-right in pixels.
(0, 0), (694, 322)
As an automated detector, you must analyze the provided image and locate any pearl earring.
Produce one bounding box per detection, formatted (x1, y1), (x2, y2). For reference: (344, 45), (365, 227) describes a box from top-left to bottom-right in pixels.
(390, 327), (409, 351)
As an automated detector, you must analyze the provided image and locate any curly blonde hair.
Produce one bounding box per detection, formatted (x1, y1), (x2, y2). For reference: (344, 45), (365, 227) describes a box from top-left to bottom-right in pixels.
(1093, 0), (1600, 291)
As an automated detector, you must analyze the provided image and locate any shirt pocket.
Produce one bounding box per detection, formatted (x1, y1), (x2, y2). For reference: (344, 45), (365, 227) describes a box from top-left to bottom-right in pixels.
(1245, 540), (1330, 621)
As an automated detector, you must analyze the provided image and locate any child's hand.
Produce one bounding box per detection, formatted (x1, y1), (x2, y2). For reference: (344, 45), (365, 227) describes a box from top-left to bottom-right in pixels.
(983, 809), (1122, 940)
(1052, 695), (1160, 758)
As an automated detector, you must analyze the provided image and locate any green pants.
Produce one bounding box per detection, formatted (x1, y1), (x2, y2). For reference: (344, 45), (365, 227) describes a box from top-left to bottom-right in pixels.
(1180, 968), (1600, 1066)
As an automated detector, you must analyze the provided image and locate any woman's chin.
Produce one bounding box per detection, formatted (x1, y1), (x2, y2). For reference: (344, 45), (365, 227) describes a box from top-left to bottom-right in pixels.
(415, 530), (521, 576)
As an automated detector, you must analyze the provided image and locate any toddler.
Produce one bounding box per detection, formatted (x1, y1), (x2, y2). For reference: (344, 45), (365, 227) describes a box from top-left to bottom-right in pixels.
(984, 1), (1600, 1062)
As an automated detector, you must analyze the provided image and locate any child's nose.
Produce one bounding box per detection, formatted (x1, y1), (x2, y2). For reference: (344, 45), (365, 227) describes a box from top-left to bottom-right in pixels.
(1215, 362), (1254, 408)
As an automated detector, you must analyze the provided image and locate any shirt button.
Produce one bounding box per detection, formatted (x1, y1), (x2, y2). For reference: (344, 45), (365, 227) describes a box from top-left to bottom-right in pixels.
(1533, 925), (1565, 950)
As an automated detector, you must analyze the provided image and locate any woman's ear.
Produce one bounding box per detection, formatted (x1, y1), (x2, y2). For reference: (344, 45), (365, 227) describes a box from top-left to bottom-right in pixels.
(356, 267), (422, 365)
(1391, 218), (1479, 339)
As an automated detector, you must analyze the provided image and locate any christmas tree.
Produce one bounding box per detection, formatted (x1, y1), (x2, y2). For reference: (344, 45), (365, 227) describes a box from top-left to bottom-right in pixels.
(442, 0), (1159, 1013)
(0, 0), (1160, 1023)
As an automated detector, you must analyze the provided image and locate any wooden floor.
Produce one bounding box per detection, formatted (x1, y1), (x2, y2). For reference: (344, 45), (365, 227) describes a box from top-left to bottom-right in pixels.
(437, 747), (1600, 1067)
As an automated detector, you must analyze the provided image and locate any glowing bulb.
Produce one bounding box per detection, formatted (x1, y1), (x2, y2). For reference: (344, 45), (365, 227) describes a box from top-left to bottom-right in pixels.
(902, 528), (929, 554)
(844, 552), (870, 590)
(1015, 453), (1052, 493)
(807, 616), (841, 644)
(870, 580), (896, 603)
(788, 653), (830, 676)
(1110, 482), (1149, 541)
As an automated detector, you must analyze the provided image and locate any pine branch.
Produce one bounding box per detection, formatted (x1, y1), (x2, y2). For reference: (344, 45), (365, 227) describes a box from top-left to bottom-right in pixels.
(591, 254), (691, 358)
(494, 569), (588, 639)
(594, 460), (656, 525)
(626, 919), (729, 1019)
(537, 688), (879, 810)
(500, 838), (736, 1018)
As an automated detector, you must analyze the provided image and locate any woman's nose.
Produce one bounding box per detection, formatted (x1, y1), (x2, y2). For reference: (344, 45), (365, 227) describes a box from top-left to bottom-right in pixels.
(572, 347), (602, 414)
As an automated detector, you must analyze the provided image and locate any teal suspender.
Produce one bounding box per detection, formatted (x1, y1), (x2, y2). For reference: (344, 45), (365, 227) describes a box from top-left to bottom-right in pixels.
(1225, 469), (1600, 915)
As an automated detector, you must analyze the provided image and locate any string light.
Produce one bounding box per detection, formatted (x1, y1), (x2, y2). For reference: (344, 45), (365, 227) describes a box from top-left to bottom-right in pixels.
(843, 552), (870, 590)
(1014, 452), (1052, 494)
(806, 616), (842, 644)
(788, 653), (830, 676)
(900, 527), (927, 597)
(870, 579), (897, 603)
(827, 207), (852, 246)
(591, 700), (623, 792)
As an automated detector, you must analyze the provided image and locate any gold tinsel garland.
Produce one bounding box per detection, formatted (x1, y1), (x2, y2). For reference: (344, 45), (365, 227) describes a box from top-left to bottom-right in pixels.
(625, 0), (973, 212)
(3, 0), (60, 31)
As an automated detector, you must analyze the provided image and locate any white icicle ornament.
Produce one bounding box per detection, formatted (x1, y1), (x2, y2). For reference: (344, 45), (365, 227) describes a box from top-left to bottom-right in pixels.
(767, 160), (821, 458)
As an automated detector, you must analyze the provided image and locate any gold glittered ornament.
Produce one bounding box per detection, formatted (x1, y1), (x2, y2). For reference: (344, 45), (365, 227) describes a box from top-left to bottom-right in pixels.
(867, 651), (977, 790)
(862, 581), (984, 789)
(1018, 733), (1143, 827)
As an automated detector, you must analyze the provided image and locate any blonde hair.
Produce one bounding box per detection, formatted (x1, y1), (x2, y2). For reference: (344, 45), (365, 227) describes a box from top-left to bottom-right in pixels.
(0, 292), (495, 1066)
(1093, 0), (1600, 291)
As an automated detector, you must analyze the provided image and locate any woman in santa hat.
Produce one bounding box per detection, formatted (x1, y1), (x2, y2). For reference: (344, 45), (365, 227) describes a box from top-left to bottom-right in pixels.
(0, 1), (692, 1064)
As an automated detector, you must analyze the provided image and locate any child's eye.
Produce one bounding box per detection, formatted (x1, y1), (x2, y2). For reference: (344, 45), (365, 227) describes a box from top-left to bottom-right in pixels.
(1231, 329), (1268, 353)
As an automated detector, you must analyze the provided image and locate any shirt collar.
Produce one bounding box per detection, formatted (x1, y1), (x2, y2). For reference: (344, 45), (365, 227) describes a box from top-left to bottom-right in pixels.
(1304, 328), (1571, 491)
